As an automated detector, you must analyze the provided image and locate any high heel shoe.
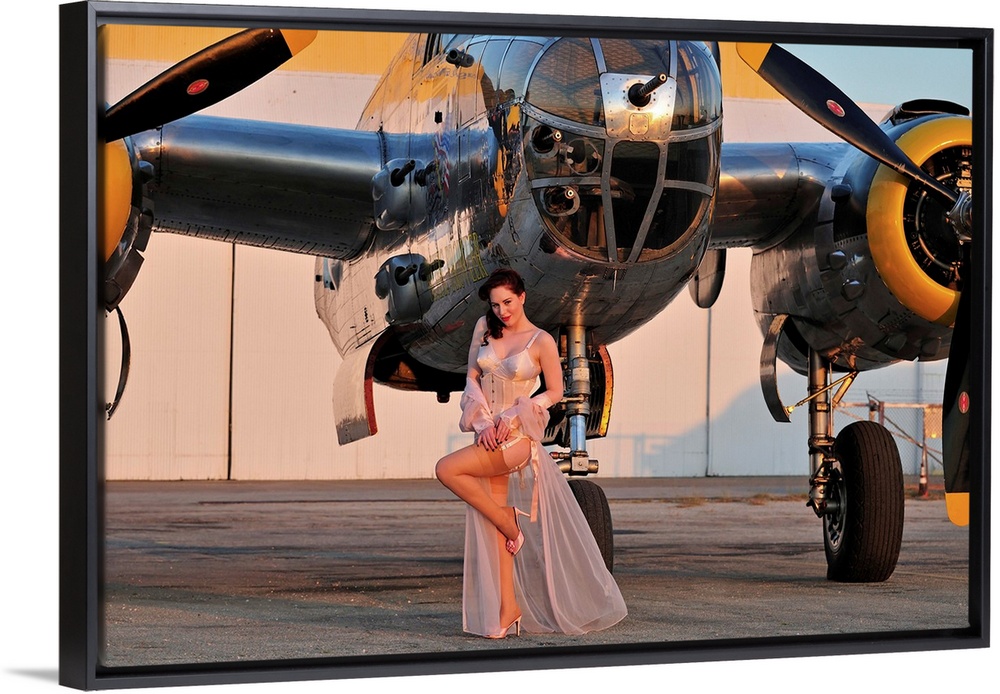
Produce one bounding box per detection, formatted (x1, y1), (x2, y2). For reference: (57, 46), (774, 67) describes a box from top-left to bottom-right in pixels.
(505, 508), (529, 555)
(486, 615), (522, 639)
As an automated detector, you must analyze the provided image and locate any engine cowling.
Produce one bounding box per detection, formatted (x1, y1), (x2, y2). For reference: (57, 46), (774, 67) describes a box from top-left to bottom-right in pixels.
(750, 108), (971, 375)
(866, 114), (970, 326)
(100, 137), (154, 311)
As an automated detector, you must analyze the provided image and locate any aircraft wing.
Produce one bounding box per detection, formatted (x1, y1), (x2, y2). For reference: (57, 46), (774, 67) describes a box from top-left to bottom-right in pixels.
(130, 116), (389, 259)
(710, 141), (848, 251)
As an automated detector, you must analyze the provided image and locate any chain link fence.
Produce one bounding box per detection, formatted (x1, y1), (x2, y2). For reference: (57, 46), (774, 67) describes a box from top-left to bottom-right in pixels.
(834, 397), (943, 495)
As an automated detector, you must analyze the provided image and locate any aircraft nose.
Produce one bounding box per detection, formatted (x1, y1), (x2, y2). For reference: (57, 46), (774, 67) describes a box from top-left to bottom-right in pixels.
(522, 38), (722, 265)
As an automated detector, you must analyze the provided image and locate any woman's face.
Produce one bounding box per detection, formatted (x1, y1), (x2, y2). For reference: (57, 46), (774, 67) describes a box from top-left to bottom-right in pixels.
(488, 285), (526, 327)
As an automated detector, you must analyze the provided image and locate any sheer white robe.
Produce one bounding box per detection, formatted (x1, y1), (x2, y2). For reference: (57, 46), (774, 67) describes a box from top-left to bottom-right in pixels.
(458, 331), (627, 636)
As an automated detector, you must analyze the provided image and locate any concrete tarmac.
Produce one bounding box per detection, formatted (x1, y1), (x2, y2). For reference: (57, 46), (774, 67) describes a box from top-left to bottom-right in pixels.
(100, 476), (971, 673)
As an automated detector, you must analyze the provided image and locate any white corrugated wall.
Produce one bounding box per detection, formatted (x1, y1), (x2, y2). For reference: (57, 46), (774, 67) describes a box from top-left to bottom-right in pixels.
(102, 235), (233, 479)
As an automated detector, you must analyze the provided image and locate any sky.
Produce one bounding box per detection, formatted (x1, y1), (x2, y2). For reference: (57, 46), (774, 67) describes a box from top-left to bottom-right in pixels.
(785, 43), (974, 109)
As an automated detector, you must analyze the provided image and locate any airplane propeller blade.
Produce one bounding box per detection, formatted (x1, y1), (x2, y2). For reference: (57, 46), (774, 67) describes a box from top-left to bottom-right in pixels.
(735, 43), (959, 206)
(941, 244), (971, 525)
(102, 28), (317, 142)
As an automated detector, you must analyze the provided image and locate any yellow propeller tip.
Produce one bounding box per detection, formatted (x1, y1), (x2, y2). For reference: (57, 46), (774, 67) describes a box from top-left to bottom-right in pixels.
(281, 29), (318, 56)
(736, 42), (772, 72)
(945, 492), (969, 527)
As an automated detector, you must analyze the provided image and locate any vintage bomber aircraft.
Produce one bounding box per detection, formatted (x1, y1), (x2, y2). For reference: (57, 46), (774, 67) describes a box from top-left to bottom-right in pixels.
(99, 26), (974, 582)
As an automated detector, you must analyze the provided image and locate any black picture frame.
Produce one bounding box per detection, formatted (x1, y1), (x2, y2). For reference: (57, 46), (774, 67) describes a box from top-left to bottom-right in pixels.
(59, 1), (991, 690)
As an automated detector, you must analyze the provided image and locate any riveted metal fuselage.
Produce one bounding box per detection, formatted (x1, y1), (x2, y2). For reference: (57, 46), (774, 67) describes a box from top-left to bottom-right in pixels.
(315, 34), (723, 378)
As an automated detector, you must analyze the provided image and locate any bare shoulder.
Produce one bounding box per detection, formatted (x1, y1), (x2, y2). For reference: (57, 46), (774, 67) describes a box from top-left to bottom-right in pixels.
(533, 328), (558, 353)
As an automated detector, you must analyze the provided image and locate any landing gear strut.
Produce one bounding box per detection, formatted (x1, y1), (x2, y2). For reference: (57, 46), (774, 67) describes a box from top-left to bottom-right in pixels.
(551, 325), (614, 572)
(802, 349), (904, 582)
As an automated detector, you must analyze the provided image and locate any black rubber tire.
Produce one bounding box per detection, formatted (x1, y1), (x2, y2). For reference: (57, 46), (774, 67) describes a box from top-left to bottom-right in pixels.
(568, 479), (614, 573)
(824, 421), (905, 582)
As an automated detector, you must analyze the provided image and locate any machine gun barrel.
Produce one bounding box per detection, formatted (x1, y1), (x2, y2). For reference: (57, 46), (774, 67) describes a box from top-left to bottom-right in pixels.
(390, 159), (416, 187)
(628, 73), (668, 107)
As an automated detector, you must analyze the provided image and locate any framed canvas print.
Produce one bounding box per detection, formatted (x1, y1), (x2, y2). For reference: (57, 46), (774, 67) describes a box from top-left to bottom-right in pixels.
(58, 0), (991, 690)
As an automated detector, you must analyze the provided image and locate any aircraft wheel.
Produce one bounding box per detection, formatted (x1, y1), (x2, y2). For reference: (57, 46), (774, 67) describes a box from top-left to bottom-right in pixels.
(568, 479), (614, 573)
(823, 421), (904, 582)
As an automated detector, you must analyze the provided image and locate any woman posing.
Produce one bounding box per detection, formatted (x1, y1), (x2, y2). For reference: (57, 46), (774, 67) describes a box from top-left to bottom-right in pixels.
(435, 268), (627, 638)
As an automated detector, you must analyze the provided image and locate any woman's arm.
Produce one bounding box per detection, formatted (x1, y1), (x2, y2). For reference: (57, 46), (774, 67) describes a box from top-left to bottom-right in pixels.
(459, 316), (501, 449)
(466, 316), (487, 383)
(530, 331), (564, 409)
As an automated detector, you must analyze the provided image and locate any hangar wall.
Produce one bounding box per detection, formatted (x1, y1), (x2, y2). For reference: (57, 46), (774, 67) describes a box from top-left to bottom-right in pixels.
(100, 36), (946, 481)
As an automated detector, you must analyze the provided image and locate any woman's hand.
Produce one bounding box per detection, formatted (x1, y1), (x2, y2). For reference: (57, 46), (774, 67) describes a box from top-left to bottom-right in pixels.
(495, 418), (512, 445)
(476, 427), (497, 451)
(477, 421), (511, 452)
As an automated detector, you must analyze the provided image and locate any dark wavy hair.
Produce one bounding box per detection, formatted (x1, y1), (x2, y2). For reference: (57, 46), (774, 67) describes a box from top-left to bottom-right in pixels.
(477, 268), (526, 344)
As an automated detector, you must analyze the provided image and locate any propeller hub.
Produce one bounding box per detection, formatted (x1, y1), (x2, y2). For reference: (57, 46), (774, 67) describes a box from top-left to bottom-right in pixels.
(948, 190), (973, 243)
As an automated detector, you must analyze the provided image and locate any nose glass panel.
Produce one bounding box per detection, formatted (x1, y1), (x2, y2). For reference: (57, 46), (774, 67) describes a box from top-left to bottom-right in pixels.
(645, 135), (716, 253)
(598, 38), (670, 75)
(609, 141), (661, 261)
(526, 37), (604, 127)
(673, 42), (723, 129)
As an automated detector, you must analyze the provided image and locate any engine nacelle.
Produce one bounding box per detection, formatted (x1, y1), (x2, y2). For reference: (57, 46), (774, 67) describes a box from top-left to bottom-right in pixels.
(750, 108), (971, 375)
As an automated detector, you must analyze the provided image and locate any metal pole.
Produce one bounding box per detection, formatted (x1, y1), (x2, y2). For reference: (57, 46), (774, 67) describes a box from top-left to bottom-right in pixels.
(919, 407), (929, 497)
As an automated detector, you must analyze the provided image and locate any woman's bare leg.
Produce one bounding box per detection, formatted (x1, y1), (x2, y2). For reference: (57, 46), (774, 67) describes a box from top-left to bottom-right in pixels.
(489, 475), (520, 626)
(435, 440), (531, 541)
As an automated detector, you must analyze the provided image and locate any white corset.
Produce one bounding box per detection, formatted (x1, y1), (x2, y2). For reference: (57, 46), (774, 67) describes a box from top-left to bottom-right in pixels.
(476, 337), (542, 417)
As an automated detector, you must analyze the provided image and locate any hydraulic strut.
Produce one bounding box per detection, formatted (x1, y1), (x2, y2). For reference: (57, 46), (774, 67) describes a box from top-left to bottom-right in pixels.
(804, 349), (857, 517)
(551, 325), (599, 475)
(806, 350), (835, 515)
